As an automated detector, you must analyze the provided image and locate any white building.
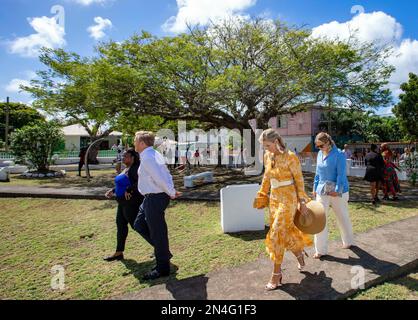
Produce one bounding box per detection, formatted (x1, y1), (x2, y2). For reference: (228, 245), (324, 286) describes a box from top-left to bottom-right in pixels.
(62, 124), (122, 151)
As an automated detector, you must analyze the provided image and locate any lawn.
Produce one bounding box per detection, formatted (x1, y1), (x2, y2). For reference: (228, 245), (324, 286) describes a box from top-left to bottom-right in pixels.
(0, 198), (417, 300)
(352, 270), (418, 300)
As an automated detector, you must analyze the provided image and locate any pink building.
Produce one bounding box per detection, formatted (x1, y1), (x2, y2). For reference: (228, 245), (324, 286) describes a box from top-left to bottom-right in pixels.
(266, 105), (328, 153)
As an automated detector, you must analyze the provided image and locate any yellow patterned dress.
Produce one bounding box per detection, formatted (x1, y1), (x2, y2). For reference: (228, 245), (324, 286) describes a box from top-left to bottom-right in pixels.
(253, 150), (313, 264)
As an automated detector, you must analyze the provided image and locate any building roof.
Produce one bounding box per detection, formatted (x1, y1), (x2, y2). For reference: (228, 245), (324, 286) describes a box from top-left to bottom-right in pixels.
(62, 124), (122, 137)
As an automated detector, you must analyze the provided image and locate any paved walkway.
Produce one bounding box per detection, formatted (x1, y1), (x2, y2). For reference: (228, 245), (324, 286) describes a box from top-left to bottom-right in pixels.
(1, 184), (418, 202)
(0, 185), (222, 201)
(113, 216), (418, 300)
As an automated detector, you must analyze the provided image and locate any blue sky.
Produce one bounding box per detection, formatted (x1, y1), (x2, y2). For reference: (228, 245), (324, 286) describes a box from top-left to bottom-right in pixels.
(1, 0), (418, 115)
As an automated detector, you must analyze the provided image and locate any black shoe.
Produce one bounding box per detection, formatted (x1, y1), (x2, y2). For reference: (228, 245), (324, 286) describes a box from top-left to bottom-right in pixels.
(383, 195), (389, 200)
(103, 254), (124, 261)
(375, 197), (381, 202)
(392, 196), (399, 201)
(142, 269), (170, 281)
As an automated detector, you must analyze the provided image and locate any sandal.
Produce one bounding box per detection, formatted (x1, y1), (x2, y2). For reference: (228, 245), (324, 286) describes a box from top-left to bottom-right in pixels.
(296, 250), (309, 271)
(313, 253), (323, 259)
(265, 272), (282, 291)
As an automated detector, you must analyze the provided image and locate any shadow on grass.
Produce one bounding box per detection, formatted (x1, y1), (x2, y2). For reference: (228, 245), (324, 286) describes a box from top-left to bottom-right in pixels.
(352, 200), (418, 211)
(376, 200), (418, 209)
(225, 226), (269, 241)
(393, 273), (418, 293)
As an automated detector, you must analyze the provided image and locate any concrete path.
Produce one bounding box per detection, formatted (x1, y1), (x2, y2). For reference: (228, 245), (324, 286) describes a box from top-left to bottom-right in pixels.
(114, 215), (418, 300)
(0, 185), (109, 200)
(0, 185), (221, 201)
(1, 184), (418, 203)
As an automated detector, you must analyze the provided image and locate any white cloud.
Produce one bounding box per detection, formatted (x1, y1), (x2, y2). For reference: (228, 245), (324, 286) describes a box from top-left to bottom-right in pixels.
(8, 16), (66, 58)
(311, 11), (418, 103)
(162, 0), (257, 33)
(87, 17), (113, 40)
(5, 79), (31, 94)
(312, 12), (403, 44)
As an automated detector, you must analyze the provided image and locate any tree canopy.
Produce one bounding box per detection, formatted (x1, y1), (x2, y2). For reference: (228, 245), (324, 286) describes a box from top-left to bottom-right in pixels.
(22, 18), (395, 154)
(393, 73), (418, 141)
(0, 102), (45, 145)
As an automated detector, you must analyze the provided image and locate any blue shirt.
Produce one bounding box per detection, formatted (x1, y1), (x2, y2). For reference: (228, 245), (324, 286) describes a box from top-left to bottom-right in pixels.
(314, 146), (350, 194)
(115, 173), (131, 198)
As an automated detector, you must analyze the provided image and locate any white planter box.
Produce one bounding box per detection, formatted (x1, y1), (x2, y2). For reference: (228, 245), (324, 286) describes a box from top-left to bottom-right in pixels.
(220, 184), (265, 233)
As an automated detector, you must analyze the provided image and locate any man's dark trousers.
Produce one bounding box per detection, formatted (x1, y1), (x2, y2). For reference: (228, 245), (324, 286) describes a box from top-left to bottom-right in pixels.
(133, 193), (172, 273)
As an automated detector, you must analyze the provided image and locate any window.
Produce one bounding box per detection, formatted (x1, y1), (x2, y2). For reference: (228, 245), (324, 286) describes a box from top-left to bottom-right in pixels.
(277, 115), (288, 128)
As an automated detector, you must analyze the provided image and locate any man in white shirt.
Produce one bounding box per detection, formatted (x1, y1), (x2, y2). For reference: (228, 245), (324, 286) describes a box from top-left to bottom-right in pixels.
(133, 131), (182, 280)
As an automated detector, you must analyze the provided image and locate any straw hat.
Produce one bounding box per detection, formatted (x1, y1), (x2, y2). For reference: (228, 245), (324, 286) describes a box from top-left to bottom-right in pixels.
(294, 200), (326, 235)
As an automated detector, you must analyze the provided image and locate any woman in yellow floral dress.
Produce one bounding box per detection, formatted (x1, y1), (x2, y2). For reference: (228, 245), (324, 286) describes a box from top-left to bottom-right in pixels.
(253, 129), (313, 290)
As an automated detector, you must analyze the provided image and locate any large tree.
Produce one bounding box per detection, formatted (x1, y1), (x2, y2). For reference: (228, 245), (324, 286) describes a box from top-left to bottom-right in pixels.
(393, 73), (418, 141)
(97, 18), (394, 154)
(21, 49), (118, 161)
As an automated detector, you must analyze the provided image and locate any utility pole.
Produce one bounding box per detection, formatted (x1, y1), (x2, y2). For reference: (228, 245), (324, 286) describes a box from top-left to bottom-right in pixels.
(5, 97), (10, 152)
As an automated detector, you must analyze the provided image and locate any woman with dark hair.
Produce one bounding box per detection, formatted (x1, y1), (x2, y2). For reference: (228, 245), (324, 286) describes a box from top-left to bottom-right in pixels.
(364, 144), (385, 205)
(104, 148), (144, 261)
(380, 143), (401, 201)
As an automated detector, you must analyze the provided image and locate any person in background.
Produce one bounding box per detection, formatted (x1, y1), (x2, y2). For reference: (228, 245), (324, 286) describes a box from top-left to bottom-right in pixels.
(133, 131), (182, 280)
(380, 143), (401, 201)
(343, 144), (352, 160)
(104, 149), (144, 261)
(78, 147), (87, 177)
(400, 147), (410, 164)
(313, 133), (354, 259)
(193, 149), (201, 167)
(364, 144), (385, 205)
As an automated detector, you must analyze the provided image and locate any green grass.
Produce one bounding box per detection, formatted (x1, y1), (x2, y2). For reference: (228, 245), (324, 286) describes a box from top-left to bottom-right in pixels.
(352, 271), (418, 300)
(0, 198), (417, 300)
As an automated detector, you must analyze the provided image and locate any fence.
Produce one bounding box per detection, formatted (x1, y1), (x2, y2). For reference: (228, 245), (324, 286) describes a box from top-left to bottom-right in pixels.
(297, 156), (408, 181)
(52, 150), (118, 159)
(0, 152), (14, 160)
(0, 150), (118, 164)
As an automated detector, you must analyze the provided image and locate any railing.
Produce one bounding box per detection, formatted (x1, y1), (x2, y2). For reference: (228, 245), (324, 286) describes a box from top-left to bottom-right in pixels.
(52, 150), (118, 159)
(351, 157), (365, 167)
(0, 152), (14, 160)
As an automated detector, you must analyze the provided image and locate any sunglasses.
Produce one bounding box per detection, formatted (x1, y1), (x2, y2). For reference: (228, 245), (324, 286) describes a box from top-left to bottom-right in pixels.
(316, 143), (327, 149)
